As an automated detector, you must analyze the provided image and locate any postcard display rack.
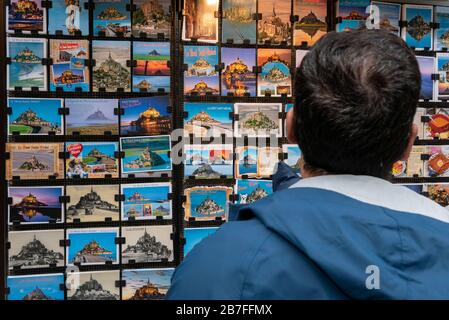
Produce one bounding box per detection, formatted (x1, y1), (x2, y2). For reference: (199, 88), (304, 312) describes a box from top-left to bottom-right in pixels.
(1, 0), (447, 301)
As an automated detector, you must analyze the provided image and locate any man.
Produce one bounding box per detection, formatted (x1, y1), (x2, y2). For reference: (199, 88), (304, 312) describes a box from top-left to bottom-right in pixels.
(167, 30), (449, 299)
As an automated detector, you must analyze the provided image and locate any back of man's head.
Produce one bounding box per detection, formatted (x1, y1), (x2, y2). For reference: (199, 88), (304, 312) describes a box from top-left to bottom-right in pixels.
(294, 29), (421, 178)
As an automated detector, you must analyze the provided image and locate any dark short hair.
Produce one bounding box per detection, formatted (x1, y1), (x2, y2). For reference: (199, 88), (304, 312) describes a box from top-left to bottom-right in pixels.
(294, 29), (421, 178)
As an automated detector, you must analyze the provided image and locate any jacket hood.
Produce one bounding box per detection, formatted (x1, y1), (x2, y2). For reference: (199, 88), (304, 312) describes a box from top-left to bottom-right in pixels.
(233, 163), (449, 299)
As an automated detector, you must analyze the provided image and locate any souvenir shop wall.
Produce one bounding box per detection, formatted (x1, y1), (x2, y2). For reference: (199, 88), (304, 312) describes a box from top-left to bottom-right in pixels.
(1, 0), (448, 300)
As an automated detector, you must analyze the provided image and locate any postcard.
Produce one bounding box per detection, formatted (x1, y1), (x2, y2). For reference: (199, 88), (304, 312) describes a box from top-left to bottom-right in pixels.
(337, 0), (369, 32)
(49, 39), (89, 91)
(222, 0), (256, 44)
(437, 53), (449, 99)
(294, 0), (327, 46)
(8, 186), (64, 224)
(66, 185), (119, 222)
(235, 146), (281, 178)
(92, 40), (130, 92)
(120, 135), (172, 175)
(435, 6), (449, 51)
(8, 97), (63, 135)
(257, 49), (291, 96)
(283, 144), (302, 176)
(9, 229), (64, 270)
(423, 183), (449, 209)
(7, 0), (46, 33)
(182, 0), (218, 42)
(416, 56), (435, 101)
(184, 144), (233, 178)
(7, 37), (46, 90)
(122, 225), (173, 263)
(425, 108), (449, 139)
(121, 182), (172, 220)
(120, 96), (171, 135)
(184, 102), (233, 137)
(234, 103), (282, 137)
(132, 41), (170, 92)
(392, 146), (424, 177)
(7, 274), (64, 300)
(402, 5), (433, 50)
(122, 268), (174, 300)
(67, 271), (120, 300)
(48, 0), (89, 35)
(184, 227), (218, 256)
(6, 143), (64, 180)
(184, 45), (219, 96)
(295, 50), (308, 68)
(235, 179), (273, 204)
(65, 99), (118, 135)
(425, 146), (449, 177)
(132, 0), (171, 38)
(93, 0), (131, 37)
(183, 186), (232, 221)
(221, 47), (256, 96)
(66, 227), (119, 266)
(370, 1), (401, 36)
(258, 0), (291, 45)
(414, 107), (425, 139)
(284, 103), (294, 137)
(66, 141), (119, 178)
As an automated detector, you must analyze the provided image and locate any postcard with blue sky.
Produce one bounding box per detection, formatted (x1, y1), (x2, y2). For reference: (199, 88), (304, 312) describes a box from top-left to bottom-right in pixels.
(235, 179), (273, 204)
(184, 102), (233, 137)
(184, 144), (233, 178)
(48, 0), (89, 35)
(93, 0), (131, 37)
(416, 56), (435, 101)
(435, 6), (449, 51)
(184, 227), (218, 256)
(371, 1), (401, 36)
(7, 274), (64, 300)
(184, 45), (219, 96)
(402, 5), (433, 50)
(283, 144), (302, 176)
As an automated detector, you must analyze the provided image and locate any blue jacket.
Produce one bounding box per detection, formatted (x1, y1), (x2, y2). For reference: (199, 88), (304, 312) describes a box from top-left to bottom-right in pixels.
(167, 163), (449, 299)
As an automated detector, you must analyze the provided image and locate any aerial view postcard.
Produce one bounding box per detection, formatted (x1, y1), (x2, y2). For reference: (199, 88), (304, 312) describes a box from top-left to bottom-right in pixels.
(121, 225), (173, 263)
(132, 41), (170, 93)
(293, 0), (327, 46)
(7, 0), (46, 33)
(6, 143), (64, 180)
(234, 103), (282, 137)
(132, 0), (171, 38)
(66, 227), (119, 266)
(93, 0), (131, 37)
(8, 186), (64, 224)
(49, 39), (89, 91)
(8, 97), (63, 135)
(122, 268), (174, 300)
(402, 4), (433, 50)
(336, 0), (369, 32)
(183, 102), (233, 137)
(416, 56), (435, 101)
(121, 182), (172, 221)
(184, 144), (233, 178)
(92, 40), (130, 92)
(66, 185), (119, 222)
(65, 99), (118, 135)
(48, 0), (89, 35)
(66, 141), (119, 178)
(222, 0), (256, 44)
(7, 274), (64, 300)
(184, 45), (219, 96)
(283, 144), (302, 176)
(221, 47), (256, 96)
(67, 270), (120, 300)
(182, 0), (218, 42)
(183, 186), (232, 221)
(235, 179), (273, 204)
(258, 0), (291, 45)
(370, 1), (401, 36)
(7, 37), (46, 90)
(257, 49), (291, 96)
(120, 96), (171, 135)
(120, 135), (172, 175)
(435, 6), (449, 51)
(9, 229), (64, 270)
(184, 227), (218, 256)
(437, 53), (449, 99)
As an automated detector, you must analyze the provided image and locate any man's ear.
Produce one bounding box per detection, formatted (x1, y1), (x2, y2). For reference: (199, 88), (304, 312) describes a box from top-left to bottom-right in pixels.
(286, 108), (297, 144)
(399, 123), (418, 161)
